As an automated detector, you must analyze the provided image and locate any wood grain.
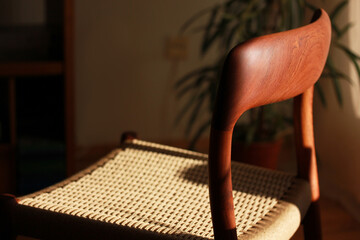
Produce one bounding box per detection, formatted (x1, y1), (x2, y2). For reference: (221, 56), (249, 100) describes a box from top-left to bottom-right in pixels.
(212, 9), (331, 131)
(0, 62), (63, 76)
(208, 9), (331, 239)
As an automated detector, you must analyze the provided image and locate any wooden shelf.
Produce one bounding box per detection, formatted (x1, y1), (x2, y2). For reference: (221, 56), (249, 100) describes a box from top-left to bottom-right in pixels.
(0, 0), (74, 194)
(0, 61), (64, 77)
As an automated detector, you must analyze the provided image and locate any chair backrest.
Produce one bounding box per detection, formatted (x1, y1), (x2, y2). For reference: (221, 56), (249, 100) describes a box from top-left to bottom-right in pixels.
(208, 9), (331, 239)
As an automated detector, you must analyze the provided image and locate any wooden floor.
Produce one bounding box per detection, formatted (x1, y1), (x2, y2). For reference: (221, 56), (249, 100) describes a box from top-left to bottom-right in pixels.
(291, 197), (360, 240)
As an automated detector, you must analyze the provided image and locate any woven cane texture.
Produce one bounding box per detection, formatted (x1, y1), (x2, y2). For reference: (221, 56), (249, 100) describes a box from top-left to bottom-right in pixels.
(19, 139), (308, 239)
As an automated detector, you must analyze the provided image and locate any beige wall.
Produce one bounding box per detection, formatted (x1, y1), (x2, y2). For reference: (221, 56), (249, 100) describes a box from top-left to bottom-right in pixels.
(75, 0), (218, 146)
(312, 0), (360, 220)
(75, 0), (360, 219)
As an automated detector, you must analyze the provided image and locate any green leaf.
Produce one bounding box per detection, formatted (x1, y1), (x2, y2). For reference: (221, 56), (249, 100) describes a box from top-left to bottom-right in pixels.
(175, 66), (216, 89)
(336, 43), (360, 60)
(287, 0), (293, 29)
(222, 13), (236, 21)
(201, 7), (221, 55)
(335, 71), (352, 84)
(347, 55), (360, 82)
(176, 75), (209, 99)
(295, 0), (306, 26)
(332, 23), (341, 37)
(338, 23), (353, 38)
(175, 93), (199, 127)
(330, 0), (348, 21)
(177, 0), (359, 148)
(332, 76), (343, 106)
(305, 2), (317, 11)
(189, 119), (211, 150)
(186, 89), (207, 135)
(202, 17), (232, 55)
(336, 43), (360, 83)
(315, 82), (327, 107)
(326, 59), (343, 106)
(225, 22), (241, 50)
(322, 63), (352, 85)
(179, 5), (220, 34)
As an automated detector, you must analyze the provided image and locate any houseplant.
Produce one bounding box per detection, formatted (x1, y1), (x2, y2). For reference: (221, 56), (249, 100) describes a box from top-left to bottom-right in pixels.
(175, 0), (360, 167)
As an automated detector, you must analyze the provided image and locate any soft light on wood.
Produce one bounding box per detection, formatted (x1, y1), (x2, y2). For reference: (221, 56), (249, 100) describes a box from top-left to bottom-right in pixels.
(209, 9), (331, 239)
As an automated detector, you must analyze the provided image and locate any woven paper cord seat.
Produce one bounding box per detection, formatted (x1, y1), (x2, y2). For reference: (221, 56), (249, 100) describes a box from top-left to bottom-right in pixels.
(0, 8), (331, 240)
(12, 139), (310, 240)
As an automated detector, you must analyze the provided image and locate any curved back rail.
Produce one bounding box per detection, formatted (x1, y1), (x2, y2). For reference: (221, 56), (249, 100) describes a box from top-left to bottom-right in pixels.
(208, 9), (331, 239)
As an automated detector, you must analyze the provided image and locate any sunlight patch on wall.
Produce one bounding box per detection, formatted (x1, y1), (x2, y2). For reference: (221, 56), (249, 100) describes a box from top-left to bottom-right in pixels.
(349, 0), (360, 118)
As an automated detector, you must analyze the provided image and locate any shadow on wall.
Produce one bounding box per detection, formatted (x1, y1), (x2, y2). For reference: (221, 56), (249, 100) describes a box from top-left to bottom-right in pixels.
(314, 76), (360, 222)
(75, 0), (218, 147)
(311, 0), (360, 223)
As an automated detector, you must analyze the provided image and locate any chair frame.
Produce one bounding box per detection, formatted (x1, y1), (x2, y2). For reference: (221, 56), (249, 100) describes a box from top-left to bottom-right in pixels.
(0, 9), (331, 240)
(208, 9), (330, 239)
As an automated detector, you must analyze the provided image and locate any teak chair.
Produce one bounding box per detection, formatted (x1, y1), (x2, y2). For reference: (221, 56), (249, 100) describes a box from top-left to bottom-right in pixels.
(0, 9), (330, 240)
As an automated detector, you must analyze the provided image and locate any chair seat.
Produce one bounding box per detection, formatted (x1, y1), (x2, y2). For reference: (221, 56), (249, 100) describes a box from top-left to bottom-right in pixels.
(15, 139), (311, 239)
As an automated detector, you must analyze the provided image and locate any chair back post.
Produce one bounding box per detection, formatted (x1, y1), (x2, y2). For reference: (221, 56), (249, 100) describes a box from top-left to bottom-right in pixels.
(294, 87), (319, 201)
(208, 9), (330, 239)
(293, 7), (327, 203)
(209, 128), (238, 239)
(294, 87), (323, 240)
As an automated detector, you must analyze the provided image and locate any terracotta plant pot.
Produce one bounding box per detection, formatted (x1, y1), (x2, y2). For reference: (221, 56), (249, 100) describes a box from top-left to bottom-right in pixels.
(231, 138), (283, 170)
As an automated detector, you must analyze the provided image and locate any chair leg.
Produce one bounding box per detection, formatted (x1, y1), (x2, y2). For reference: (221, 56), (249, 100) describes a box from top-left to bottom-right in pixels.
(302, 200), (322, 240)
(120, 131), (138, 144)
(0, 194), (17, 240)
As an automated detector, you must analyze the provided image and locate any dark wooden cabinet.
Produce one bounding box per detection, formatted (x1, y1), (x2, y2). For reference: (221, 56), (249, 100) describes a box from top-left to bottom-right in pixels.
(0, 0), (74, 194)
